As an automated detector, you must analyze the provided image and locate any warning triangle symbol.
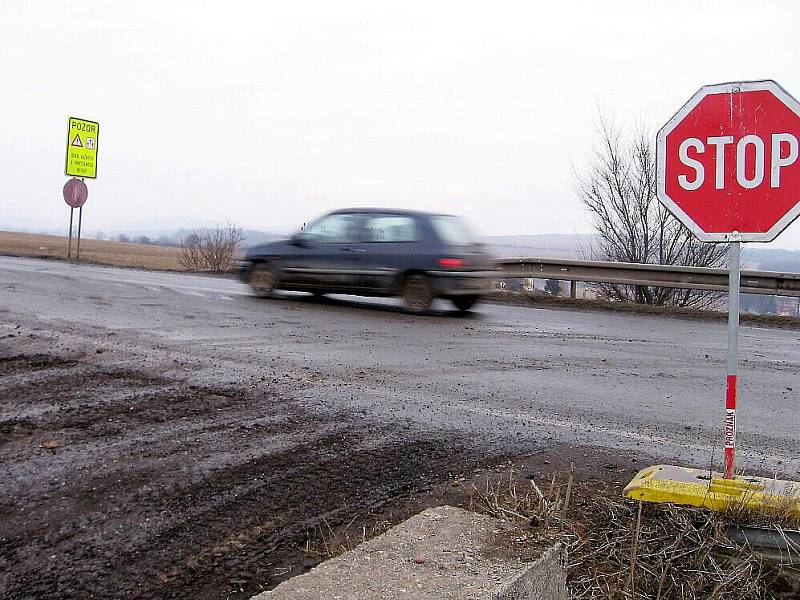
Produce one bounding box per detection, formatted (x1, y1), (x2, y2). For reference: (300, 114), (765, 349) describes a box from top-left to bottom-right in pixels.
(71, 134), (83, 148)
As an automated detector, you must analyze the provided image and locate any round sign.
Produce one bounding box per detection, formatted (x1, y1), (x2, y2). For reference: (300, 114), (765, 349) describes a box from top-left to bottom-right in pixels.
(657, 80), (800, 242)
(63, 178), (88, 208)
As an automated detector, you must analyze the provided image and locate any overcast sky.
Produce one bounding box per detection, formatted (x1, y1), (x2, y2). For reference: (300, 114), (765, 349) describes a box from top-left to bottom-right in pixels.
(3, 1), (800, 248)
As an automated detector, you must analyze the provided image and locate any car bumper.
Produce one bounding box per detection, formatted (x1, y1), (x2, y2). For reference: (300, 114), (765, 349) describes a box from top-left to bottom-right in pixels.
(235, 260), (251, 283)
(427, 270), (496, 296)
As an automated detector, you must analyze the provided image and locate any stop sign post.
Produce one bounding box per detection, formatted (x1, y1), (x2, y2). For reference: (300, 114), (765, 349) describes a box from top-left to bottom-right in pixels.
(657, 80), (800, 479)
(63, 178), (89, 260)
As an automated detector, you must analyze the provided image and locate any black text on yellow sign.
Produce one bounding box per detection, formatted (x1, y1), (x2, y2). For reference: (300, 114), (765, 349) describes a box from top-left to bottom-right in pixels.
(65, 117), (99, 179)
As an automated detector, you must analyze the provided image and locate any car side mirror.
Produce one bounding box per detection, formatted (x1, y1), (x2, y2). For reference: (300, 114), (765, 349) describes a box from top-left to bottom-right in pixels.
(291, 233), (308, 247)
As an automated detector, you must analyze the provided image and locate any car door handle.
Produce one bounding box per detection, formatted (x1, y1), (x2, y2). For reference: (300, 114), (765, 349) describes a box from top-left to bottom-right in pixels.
(343, 247), (367, 253)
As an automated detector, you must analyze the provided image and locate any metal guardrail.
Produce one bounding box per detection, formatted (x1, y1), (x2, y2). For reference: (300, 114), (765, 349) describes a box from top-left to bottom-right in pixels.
(497, 257), (800, 297)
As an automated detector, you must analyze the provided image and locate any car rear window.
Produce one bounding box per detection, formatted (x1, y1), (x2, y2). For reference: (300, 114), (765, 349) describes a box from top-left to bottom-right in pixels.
(430, 216), (477, 246)
(364, 216), (420, 242)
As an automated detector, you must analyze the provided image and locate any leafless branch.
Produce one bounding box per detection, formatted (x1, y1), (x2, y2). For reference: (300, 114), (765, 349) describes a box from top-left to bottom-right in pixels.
(575, 115), (728, 307)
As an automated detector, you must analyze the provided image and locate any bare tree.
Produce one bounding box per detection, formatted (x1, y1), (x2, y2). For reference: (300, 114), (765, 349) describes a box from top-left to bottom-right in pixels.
(179, 223), (244, 272)
(178, 232), (203, 270)
(575, 117), (728, 308)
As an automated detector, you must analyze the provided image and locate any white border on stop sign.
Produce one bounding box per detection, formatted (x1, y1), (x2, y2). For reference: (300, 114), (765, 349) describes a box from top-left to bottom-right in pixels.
(656, 79), (800, 243)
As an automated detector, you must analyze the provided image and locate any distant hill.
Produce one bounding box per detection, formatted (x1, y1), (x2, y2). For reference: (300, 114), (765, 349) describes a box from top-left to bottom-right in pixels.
(483, 234), (597, 259)
(743, 248), (800, 273)
(240, 230), (284, 247)
(483, 234), (800, 273)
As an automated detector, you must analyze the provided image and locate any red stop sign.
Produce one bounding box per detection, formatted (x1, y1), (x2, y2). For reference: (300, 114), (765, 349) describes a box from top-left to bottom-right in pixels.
(657, 80), (800, 242)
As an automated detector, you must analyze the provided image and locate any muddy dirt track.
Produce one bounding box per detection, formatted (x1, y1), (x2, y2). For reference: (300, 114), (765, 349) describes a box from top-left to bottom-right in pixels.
(1, 352), (483, 598)
(2, 256), (800, 598)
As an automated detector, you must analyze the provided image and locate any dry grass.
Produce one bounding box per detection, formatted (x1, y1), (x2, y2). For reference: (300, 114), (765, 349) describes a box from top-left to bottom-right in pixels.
(303, 516), (393, 560)
(469, 470), (800, 599)
(0, 231), (183, 271)
(297, 470), (800, 597)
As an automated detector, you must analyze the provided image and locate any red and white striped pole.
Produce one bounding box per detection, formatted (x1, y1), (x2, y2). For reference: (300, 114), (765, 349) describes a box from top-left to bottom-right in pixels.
(724, 235), (741, 479)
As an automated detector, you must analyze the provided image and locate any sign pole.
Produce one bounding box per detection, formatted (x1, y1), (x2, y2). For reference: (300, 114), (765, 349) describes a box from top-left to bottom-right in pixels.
(724, 235), (741, 479)
(76, 205), (83, 263)
(67, 207), (74, 259)
(62, 178), (88, 252)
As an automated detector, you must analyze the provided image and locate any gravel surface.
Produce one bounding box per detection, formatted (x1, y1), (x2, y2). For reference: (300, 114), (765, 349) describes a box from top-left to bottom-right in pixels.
(1, 256), (799, 598)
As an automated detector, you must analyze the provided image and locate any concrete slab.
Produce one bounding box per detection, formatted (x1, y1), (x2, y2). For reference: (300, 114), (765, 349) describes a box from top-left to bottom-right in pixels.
(252, 506), (566, 599)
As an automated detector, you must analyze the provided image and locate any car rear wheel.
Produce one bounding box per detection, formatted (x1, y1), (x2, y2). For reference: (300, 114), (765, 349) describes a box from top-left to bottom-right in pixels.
(403, 274), (433, 314)
(452, 295), (478, 312)
(250, 262), (276, 298)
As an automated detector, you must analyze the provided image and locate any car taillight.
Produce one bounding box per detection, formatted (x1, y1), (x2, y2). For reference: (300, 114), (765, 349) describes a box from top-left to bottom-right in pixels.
(438, 258), (464, 268)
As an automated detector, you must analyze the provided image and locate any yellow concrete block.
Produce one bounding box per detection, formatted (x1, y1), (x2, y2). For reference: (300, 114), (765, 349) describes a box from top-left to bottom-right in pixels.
(624, 465), (800, 516)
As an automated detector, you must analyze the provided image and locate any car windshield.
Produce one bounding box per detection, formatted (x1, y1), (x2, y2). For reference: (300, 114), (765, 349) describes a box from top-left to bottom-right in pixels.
(430, 216), (478, 246)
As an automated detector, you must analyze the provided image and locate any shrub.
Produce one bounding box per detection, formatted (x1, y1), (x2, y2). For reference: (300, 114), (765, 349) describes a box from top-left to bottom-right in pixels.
(179, 223), (244, 272)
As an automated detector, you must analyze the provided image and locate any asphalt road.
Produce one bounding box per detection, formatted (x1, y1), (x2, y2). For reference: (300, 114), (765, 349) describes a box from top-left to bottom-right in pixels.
(2, 255), (800, 598)
(2, 256), (799, 471)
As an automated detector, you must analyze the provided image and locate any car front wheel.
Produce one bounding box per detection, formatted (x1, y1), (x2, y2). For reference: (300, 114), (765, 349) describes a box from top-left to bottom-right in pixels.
(403, 274), (433, 314)
(250, 262), (276, 298)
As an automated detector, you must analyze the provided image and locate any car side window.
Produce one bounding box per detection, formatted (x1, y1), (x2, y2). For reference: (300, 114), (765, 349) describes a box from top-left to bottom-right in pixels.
(301, 213), (360, 243)
(363, 215), (420, 243)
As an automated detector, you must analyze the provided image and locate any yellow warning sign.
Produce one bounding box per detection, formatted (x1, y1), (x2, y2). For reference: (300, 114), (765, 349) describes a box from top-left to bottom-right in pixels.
(65, 117), (99, 178)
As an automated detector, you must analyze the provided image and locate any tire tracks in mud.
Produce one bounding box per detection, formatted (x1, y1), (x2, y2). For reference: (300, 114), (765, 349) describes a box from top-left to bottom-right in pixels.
(0, 351), (479, 599)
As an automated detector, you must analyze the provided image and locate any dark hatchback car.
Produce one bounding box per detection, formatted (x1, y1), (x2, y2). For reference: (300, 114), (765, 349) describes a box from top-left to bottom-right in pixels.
(238, 208), (497, 313)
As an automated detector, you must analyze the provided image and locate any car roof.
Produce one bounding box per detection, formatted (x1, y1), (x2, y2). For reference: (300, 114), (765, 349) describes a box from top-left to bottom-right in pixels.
(329, 207), (455, 218)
